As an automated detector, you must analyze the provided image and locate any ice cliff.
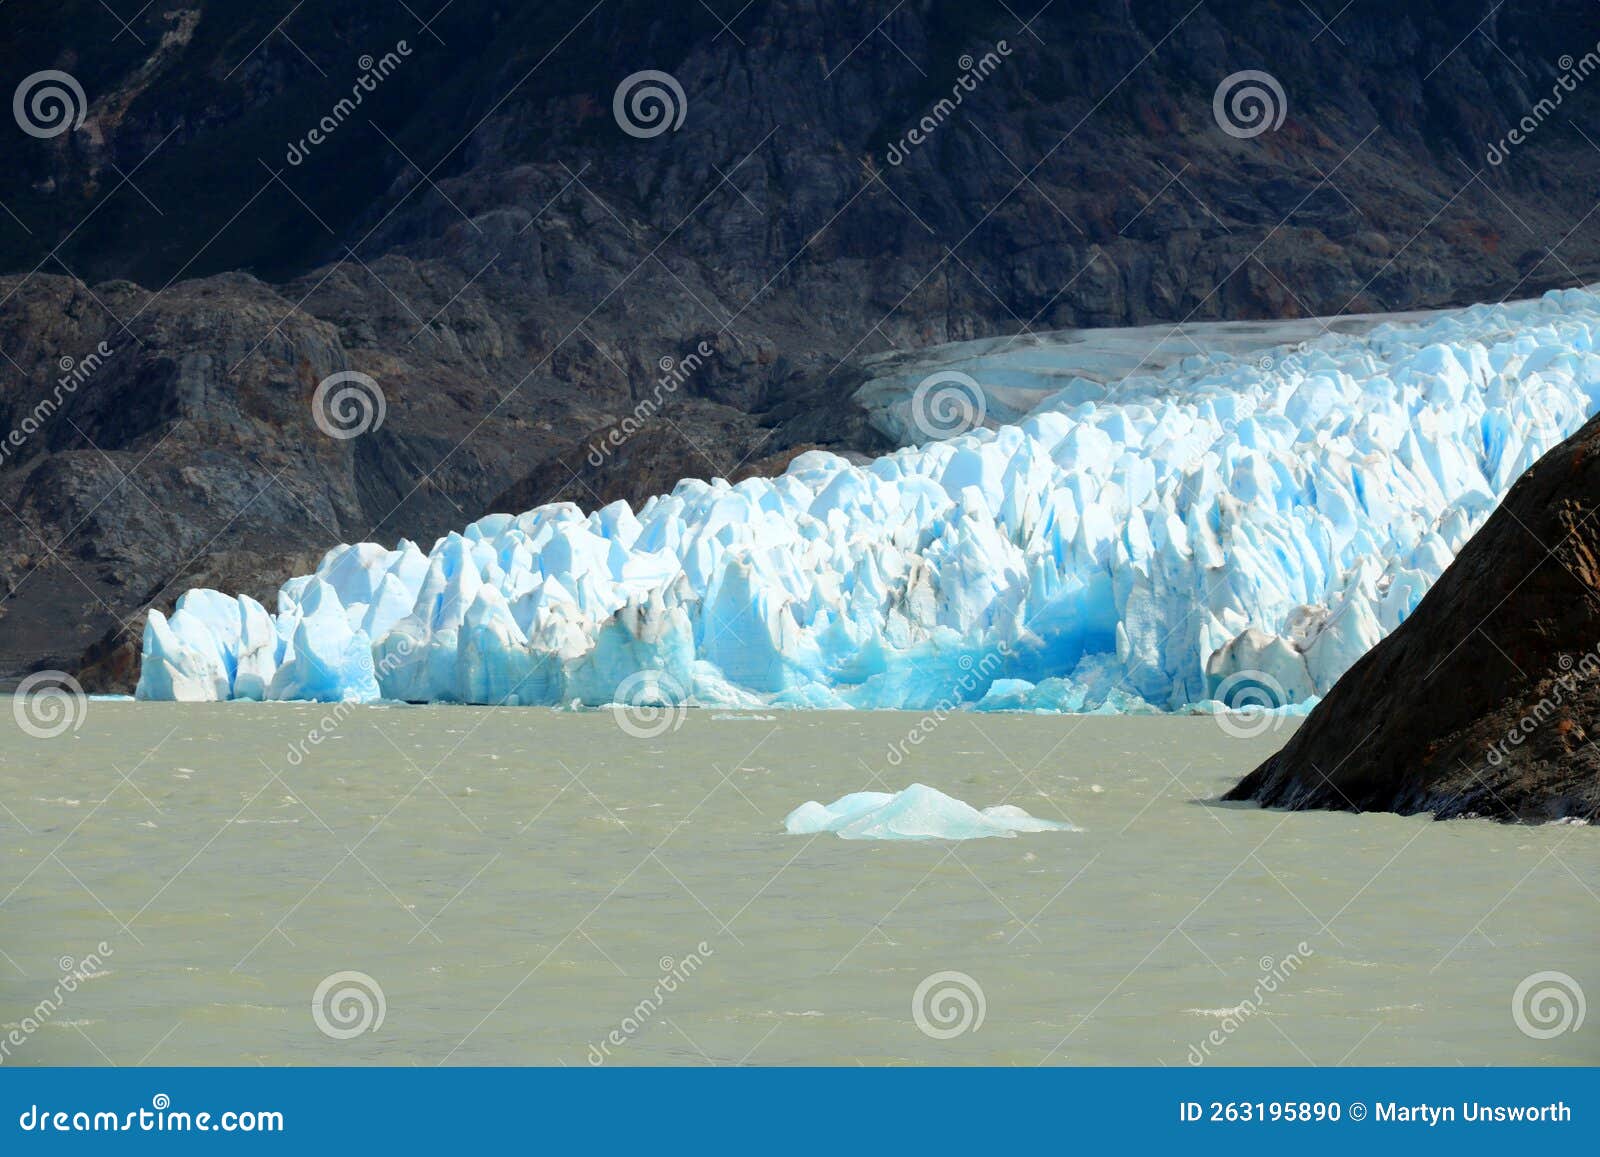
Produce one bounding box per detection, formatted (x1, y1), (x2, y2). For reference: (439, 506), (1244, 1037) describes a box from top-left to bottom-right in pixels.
(136, 288), (1600, 713)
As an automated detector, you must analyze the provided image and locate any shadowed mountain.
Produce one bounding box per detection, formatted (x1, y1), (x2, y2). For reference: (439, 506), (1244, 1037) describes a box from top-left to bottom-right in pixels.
(3, 0), (1600, 685)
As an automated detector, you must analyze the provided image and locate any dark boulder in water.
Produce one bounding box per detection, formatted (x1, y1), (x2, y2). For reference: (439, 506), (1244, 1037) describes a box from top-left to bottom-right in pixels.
(1227, 412), (1600, 822)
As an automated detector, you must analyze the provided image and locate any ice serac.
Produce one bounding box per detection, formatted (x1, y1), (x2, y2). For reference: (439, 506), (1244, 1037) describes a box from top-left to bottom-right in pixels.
(784, 784), (1078, 840)
(136, 288), (1600, 712)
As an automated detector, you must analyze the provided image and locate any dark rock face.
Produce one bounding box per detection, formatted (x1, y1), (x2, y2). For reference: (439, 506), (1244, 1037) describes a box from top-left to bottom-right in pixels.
(1226, 413), (1600, 822)
(3, 0), (1600, 687)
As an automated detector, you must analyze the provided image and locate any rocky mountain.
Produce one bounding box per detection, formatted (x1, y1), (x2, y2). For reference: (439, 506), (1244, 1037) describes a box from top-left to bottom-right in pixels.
(1226, 410), (1600, 822)
(2, 0), (1600, 686)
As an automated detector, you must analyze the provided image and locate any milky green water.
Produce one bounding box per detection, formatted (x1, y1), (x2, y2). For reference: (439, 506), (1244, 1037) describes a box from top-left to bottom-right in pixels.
(1, 703), (1595, 1067)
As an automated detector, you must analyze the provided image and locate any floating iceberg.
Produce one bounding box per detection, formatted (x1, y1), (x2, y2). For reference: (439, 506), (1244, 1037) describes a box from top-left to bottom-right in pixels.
(784, 784), (1077, 839)
(136, 288), (1600, 712)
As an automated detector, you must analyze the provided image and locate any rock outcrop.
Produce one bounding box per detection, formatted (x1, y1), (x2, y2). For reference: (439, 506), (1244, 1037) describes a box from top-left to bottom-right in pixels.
(1226, 413), (1600, 822)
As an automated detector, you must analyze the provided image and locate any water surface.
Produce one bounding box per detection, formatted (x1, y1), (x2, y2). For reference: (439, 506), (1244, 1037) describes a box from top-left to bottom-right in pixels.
(2, 703), (1594, 1066)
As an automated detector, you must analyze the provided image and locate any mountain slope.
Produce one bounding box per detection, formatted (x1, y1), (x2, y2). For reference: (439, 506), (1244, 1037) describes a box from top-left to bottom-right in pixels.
(3, 0), (1600, 684)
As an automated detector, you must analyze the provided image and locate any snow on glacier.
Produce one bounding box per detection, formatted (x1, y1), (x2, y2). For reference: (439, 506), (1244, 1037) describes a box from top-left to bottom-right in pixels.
(853, 300), (1468, 447)
(784, 784), (1077, 840)
(135, 287), (1600, 712)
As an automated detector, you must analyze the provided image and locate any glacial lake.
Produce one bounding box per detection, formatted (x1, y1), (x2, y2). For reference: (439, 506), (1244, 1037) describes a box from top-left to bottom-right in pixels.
(2, 703), (1595, 1066)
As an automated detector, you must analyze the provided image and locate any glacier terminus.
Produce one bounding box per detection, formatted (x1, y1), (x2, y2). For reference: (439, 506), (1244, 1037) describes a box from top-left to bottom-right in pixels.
(135, 288), (1600, 715)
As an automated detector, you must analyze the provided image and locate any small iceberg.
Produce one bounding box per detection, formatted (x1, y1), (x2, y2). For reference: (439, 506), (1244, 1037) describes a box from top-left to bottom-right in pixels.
(784, 783), (1077, 840)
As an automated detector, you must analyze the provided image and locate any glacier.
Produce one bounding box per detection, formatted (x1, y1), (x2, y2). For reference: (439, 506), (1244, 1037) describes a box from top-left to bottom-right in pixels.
(135, 287), (1600, 713)
(784, 784), (1078, 840)
(854, 300), (1469, 447)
